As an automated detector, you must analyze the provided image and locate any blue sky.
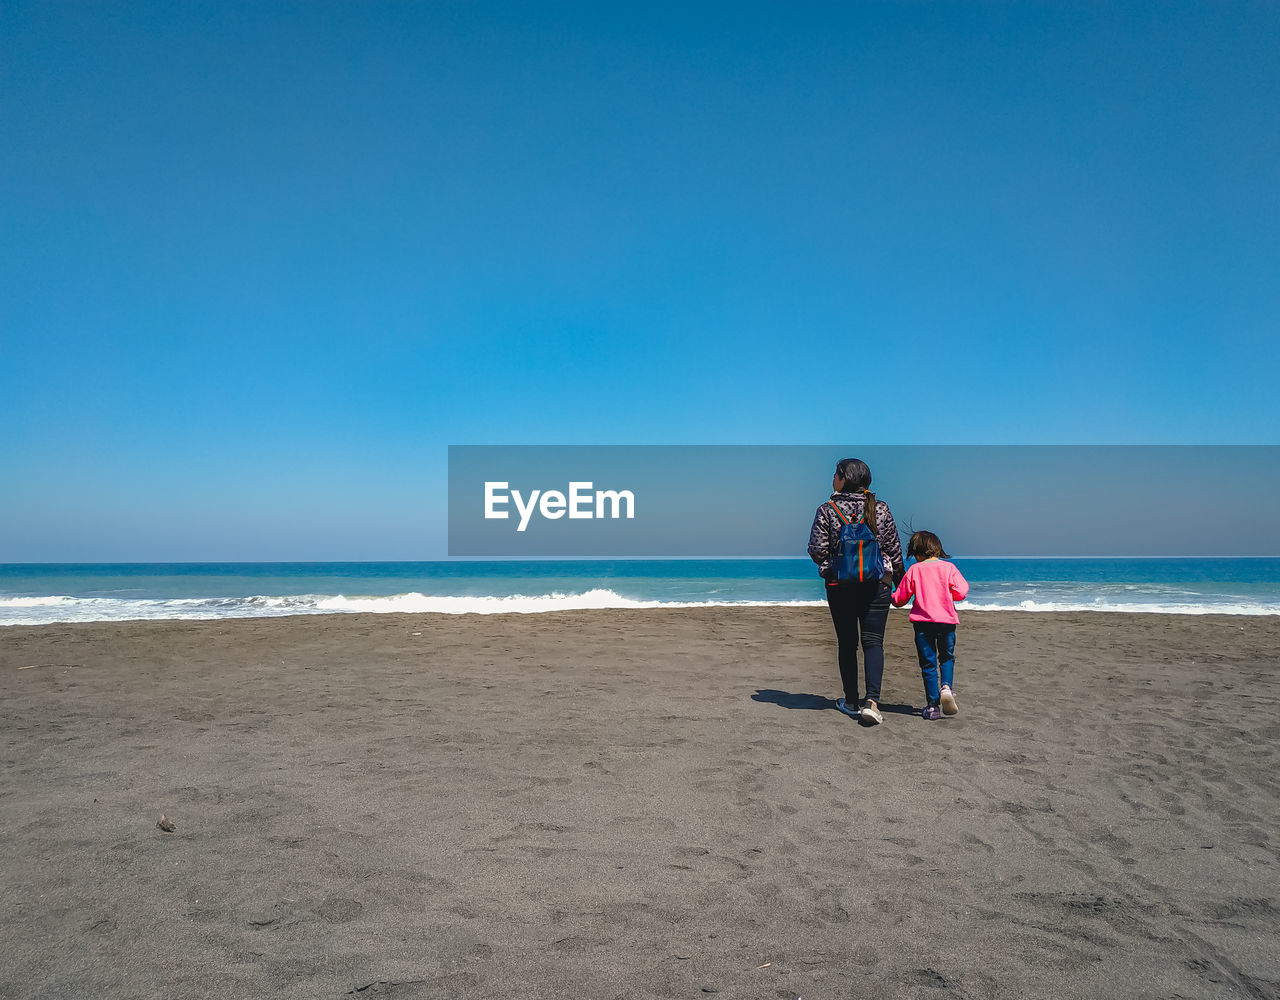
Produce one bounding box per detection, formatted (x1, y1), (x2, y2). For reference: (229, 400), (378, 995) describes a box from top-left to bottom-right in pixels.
(3, 2), (1278, 560)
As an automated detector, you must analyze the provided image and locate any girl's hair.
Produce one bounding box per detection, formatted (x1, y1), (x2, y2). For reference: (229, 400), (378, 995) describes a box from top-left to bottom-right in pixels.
(907, 530), (950, 561)
(834, 458), (871, 491)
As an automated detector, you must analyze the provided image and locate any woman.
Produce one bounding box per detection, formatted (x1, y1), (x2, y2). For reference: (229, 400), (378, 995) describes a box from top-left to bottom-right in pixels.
(807, 458), (905, 725)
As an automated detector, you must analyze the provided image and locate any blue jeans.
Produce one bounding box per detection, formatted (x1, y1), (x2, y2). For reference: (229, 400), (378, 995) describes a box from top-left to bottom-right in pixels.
(913, 622), (956, 705)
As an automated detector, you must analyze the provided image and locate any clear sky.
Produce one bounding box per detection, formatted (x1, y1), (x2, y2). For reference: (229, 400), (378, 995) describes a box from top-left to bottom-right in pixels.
(3, 2), (1278, 560)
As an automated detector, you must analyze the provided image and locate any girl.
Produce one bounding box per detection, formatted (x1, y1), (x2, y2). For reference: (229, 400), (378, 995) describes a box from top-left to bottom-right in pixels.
(891, 531), (969, 720)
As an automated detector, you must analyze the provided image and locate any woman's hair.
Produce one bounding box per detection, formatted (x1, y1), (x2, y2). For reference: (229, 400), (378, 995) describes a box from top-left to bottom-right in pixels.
(834, 458), (871, 491)
(907, 530), (950, 561)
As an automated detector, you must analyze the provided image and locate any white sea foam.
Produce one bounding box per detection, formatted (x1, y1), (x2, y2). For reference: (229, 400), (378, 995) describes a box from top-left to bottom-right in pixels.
(1, 589), (1277, 626)
(962, 600), (1280, 615)
(0, 589), (826, 625)
(314, 589), (671, 614)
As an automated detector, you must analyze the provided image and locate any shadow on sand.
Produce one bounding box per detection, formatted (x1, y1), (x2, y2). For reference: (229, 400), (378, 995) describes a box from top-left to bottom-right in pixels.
(752, 689), (919, 718)
(751, 689), (835, 711)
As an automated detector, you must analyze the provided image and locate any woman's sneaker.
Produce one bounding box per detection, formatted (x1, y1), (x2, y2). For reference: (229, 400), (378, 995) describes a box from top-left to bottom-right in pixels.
(860, 701), (884, 725)
(940, 686), (958, 716)
(835, 697), (860, 719)
(922, 705), (942, 721)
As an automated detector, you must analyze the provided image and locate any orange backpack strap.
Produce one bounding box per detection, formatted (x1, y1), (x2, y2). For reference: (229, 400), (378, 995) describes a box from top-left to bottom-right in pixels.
(827, 501), (852, 526)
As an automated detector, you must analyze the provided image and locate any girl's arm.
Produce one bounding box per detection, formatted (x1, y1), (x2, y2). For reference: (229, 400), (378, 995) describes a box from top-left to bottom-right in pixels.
(949, 565), (970, 602)
(891, 569), (914, 607)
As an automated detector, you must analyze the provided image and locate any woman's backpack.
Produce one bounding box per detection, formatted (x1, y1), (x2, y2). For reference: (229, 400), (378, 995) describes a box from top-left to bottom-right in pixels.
(828, 493), (884, 583)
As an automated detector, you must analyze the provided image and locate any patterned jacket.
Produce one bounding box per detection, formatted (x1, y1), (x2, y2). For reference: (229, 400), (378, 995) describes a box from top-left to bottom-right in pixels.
(808, 491), (905, 583)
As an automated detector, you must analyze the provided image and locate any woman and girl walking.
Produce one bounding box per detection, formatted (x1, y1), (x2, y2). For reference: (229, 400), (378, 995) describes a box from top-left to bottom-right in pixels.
(807, 458), (969, 723)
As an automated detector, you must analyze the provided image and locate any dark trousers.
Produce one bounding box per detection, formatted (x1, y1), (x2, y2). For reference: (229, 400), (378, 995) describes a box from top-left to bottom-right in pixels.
(826, 578), (891, 704)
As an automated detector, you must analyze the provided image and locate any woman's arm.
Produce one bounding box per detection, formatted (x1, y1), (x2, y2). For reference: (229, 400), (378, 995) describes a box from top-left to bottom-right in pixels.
(878, 503), (906, 581)
(807, 504), (832, 572)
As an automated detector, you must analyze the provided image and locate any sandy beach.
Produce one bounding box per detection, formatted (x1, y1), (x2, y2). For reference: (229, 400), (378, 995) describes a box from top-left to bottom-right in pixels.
(2, 608), (1277, 999)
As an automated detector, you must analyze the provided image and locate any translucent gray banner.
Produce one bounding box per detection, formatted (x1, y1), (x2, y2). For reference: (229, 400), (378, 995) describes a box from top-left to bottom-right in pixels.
(447, 445), (1280, 557)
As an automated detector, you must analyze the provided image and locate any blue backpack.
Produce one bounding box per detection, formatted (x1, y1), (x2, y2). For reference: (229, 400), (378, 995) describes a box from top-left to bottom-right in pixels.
(828, 494), (884, 583)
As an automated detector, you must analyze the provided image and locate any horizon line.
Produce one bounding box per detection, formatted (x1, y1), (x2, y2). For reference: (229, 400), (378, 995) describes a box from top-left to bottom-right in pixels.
(2, 555), (1279, 566)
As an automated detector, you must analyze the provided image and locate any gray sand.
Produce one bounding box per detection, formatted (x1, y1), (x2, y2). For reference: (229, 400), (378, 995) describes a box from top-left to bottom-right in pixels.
(2, 609), (1278, 999)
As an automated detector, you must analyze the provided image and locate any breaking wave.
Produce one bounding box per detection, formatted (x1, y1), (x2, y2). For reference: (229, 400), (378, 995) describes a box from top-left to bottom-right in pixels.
(3, 588), (1278, 626)
(0, 589), (826, 626)
(963, 600), (1280, 615)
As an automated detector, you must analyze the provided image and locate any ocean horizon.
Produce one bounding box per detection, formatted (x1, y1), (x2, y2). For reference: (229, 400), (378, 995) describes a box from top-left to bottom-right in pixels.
(2, 558), (1279, 625)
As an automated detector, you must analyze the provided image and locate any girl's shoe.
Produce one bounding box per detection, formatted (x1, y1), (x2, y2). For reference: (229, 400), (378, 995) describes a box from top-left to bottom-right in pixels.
(860, 701), (884, 725)
(922, 705), (942, 721)
(940, 686), (958, 716)
(835, 697), (860, 719)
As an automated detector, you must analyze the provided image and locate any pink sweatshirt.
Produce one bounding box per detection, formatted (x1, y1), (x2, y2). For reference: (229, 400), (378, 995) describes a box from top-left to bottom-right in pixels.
(891, 559), (969, 624)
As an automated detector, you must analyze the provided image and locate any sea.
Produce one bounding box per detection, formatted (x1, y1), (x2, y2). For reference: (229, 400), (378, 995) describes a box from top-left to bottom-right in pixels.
(1, 559), (1279, 626)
